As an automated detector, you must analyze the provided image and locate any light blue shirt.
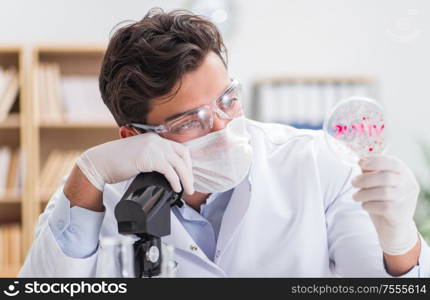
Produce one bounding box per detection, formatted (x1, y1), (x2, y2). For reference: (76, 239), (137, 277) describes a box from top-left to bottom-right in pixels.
(172, 189), (233, 260)
(48, 187), (234, 261)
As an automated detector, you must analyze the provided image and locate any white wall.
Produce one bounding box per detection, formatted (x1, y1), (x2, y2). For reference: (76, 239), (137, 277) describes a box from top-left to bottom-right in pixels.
(1, 0), (429, 178)
(228, 0), (430, 180)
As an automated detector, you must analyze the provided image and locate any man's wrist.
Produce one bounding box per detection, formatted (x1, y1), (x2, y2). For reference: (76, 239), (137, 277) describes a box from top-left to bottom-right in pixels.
(64, 165), (104, 212)
(75, 151), (105, 191)
(383, 233), (421, 277)
(378, 221), (418, 255)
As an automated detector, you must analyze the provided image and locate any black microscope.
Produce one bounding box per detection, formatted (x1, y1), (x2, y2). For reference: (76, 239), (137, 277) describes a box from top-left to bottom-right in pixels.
(114, 172), (183, 278)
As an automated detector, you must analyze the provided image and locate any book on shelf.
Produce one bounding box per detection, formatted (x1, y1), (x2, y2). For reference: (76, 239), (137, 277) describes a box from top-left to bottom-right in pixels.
(0, 67), (19, 122)
(37, 63), (62, 122)
(37, 62), (115, 124)
(0, 223), (21, 267)
(0, 147), (22, 199)
(40, 150), (81, 198)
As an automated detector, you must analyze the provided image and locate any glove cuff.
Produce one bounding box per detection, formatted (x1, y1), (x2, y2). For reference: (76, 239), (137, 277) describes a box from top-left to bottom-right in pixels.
(379, 221), (419, 255)
(75, 153), (105, 191)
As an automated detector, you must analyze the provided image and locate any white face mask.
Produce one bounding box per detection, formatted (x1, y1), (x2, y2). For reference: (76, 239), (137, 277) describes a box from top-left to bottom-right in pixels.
(182, 116), (253, 193)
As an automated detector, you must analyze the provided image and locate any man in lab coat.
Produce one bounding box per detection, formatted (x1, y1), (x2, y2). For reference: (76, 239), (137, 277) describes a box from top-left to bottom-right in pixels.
(20, 8), (430, 277)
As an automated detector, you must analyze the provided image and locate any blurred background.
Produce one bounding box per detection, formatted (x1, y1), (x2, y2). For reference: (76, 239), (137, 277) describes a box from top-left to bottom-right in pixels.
(0, 0), (429, 276)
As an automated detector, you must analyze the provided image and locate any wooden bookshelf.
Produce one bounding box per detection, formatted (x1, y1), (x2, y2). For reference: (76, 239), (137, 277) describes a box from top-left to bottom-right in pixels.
(0, 113), (20, 128)
(39, 122), (117, 129)
(0, 264), (21, 277)
(0, 46), (24, 277)
(0, 44), (120, 277)
(24, 45), (118, 257)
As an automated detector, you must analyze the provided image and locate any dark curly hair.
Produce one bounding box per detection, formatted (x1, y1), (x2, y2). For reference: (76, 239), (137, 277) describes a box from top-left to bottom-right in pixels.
(99, 8), (227, 126)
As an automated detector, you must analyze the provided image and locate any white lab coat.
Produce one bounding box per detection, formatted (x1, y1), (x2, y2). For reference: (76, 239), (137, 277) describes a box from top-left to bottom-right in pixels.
(19, 119), (430, 277)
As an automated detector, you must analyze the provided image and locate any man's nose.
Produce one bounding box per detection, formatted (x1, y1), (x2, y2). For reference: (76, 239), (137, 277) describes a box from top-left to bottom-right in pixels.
(211, 112), (230, 132)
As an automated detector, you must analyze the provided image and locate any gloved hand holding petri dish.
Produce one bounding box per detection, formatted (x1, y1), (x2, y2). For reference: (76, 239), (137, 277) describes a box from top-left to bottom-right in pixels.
(323, 97), (389, 165)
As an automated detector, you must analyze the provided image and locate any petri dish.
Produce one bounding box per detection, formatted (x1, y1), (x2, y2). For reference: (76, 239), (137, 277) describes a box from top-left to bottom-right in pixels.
(323, 96), (389, 165)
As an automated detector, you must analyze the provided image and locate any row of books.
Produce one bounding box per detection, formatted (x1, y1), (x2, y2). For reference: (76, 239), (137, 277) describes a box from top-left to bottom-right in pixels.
(0, 147), (22, 199)
(254, 81), (375, 129)
(0, 223), (21, 266)
(0, 67), (19, 122)
(37, 62), (115, 123)
(1, 147), (82, 200)
(40, 150), (81, 198)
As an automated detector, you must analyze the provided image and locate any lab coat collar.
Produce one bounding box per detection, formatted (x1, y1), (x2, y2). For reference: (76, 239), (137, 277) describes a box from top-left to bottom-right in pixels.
(166, 120), (258, 262)
(215, 175), (252, 260)
(163, 166), (255, 266)
(163, 211), (209, 260)
(215, 129), (256, 256)
(162, 173), (253, 262)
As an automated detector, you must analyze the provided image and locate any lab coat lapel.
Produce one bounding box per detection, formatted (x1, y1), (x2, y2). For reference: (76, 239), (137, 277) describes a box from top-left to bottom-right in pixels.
(216, 120), (256, 258)
(162, 211), (209, 261)
(216, 176), (251, 257)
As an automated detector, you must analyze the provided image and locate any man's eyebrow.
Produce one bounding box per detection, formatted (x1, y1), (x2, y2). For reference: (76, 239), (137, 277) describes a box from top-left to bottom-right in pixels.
(164, 108), (198, 122)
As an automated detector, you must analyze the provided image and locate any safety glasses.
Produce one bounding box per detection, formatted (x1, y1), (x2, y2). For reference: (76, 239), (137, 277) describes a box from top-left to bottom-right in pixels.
(129, 79), (243, 140)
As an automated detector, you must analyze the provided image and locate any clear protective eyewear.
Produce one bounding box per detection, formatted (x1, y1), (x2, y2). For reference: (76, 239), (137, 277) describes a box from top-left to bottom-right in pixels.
(129, 78), (243, 140)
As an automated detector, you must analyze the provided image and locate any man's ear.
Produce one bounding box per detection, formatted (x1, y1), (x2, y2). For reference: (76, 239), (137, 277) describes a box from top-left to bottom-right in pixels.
(119, 126), (139, 138)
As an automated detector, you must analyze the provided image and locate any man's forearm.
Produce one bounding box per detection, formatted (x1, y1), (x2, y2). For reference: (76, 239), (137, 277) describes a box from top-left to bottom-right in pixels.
(383, 237), (421, 276)
(64, 165), (104, 212)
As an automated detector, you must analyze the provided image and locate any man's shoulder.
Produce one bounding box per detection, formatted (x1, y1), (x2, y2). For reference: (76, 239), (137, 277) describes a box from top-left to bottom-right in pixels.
(245, 118), (324, 151)
(246, 118), (356, 178)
